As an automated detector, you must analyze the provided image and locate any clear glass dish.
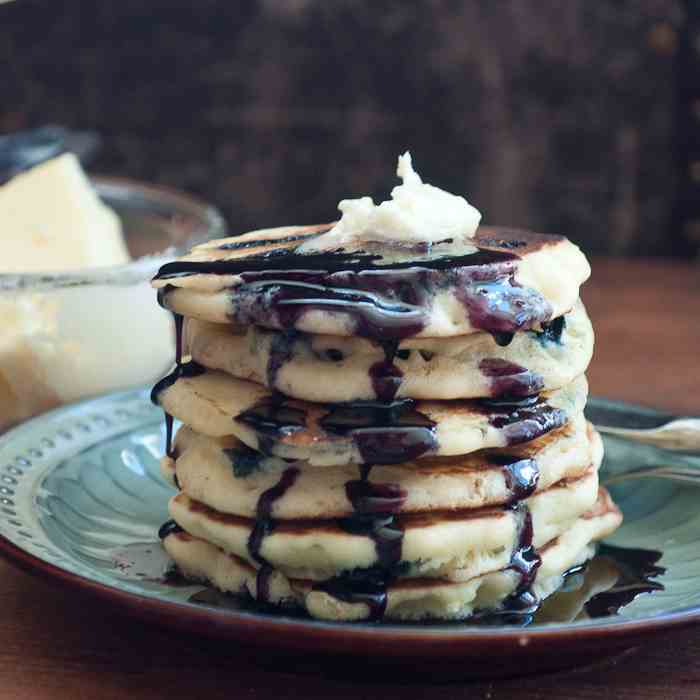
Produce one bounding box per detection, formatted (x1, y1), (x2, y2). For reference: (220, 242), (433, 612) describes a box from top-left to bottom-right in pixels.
(0, 176), (226, 432)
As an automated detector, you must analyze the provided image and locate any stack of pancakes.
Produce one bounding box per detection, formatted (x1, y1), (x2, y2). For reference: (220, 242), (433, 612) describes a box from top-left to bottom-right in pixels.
(151, 224), (622, 622)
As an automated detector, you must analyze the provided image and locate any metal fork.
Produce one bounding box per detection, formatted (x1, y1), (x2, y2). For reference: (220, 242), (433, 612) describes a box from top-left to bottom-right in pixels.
(596, 417), (700, 453)
(597, 427), (700, 486)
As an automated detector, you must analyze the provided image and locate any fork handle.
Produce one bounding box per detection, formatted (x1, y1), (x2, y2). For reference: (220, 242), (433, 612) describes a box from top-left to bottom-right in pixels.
(597, 418), (700, 452)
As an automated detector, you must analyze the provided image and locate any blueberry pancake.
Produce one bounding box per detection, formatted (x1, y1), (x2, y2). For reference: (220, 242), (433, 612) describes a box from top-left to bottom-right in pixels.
(162, 418), (596, 519)
(153, 224), (590, 340)
(153, 368), (587, 466)
(184, 300), (593, 403)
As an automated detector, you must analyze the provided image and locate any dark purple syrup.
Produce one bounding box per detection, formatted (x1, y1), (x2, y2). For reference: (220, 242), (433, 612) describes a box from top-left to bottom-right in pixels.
(457, 276), (551, 337)
(158, 519), (184, 539)
(153, 244), (556, 341)
(320, 399), (438, 463)
(479, 358), (544, 398)
(505, 505), (542, 606)
(493, 456), (540, 506)
(247, 467), (300, 566)
(235, 397), (306, 456)
(256, 565), (274, 604)
(314, 569), (392, 621)
(486, 401), (567, 446)
(150, 313), (206, 457)
(150, 359), (206, 405)
(477, 393), (567, 446)
(237, 397), (438, 465)
(345, 477), (408, 514)
(338, 511), (405, 574)
(479, 394), (540, 409)
(312, 464), (408, 621)
(584, 544), (665, 617)
(246, 467), (300, 603)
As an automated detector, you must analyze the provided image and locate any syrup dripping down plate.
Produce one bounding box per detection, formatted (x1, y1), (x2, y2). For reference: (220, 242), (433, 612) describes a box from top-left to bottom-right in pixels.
(0, 389), (697, 680)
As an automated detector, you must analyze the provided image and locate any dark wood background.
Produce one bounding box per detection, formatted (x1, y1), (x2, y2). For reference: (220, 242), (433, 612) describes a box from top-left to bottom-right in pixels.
(2, 1), (699, 257)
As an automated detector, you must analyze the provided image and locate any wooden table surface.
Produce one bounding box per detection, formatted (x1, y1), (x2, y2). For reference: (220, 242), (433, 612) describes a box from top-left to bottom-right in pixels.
(0, 258), (698, 700)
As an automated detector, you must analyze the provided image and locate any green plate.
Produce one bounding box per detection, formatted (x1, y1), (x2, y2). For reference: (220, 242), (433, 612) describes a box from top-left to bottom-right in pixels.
(0, 389), (697, 679)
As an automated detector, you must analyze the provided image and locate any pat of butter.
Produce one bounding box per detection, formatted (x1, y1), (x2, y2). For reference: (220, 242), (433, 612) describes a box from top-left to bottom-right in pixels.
(300, 151), (482, 251)
(0, 152), (129, 273)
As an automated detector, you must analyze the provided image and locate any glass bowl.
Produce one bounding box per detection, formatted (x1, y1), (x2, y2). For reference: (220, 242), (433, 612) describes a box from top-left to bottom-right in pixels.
(0, 176), (226, 432)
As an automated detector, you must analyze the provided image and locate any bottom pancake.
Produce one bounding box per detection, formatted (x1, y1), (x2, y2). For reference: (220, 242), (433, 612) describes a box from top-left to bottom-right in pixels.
(163, 488), (622, 622)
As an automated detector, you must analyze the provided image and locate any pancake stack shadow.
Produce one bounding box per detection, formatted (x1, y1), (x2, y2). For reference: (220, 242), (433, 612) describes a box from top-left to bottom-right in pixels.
(150, 224), (622, 622)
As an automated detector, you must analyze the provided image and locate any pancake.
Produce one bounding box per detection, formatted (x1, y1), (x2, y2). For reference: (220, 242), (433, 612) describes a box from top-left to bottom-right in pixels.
(163, 487), (622, 621)
(166, 457), (601, 583)
(162, 418), (598, 519)
(152, 225), (591, 340)
(184, 300), (593, 403)
(154, 369), (587, 466)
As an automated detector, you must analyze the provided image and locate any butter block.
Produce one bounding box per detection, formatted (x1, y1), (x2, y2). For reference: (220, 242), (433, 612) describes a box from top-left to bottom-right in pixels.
(0, 152), (129, 272)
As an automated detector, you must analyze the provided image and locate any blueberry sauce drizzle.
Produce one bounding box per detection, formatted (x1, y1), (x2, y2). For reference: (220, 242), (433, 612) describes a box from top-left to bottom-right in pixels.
(235, 397), (306, 456)
(158, 519), (184, 539)
(508, 506), (542, 596)
(150, 359), (206, 406)
(313, 566), (400, 621)
(152, 312), (192, 541)
(246, 467), (301, 603)
(237, 397), (438, 465)
(493, 456), (540, 506)
(479, 393), (568, 446)
(479, 358), (545, 398)
(149, 312), (208, 459)
(345, 465), (408, 515)
(314, 464), (408, 620)
(154, 243), (554, 341)
(584, 544), (666, 617)
(488, 399), (568, 445)
(316, 458), (542, 620)
(321, 399), (438, 463)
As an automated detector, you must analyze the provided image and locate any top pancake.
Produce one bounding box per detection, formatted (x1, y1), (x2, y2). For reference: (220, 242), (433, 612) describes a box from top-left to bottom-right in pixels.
(152, 224), (590, 339)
